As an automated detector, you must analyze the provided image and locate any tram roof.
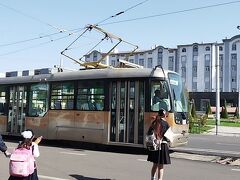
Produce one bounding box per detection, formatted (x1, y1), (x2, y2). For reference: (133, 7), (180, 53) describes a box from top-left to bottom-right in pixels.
(0, 68), (177, 85)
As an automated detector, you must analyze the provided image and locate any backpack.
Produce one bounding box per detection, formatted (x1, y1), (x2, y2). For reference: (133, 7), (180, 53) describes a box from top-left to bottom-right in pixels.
(9, 147), (35, 177)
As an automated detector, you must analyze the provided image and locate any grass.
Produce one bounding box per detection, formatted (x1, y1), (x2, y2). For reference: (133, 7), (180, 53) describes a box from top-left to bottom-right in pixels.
(207, 119), (240, 127)
(189, 118), (240, 134)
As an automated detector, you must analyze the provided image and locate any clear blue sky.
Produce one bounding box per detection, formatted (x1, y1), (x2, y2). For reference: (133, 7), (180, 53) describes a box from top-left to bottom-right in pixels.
(0, 0), (240, 72)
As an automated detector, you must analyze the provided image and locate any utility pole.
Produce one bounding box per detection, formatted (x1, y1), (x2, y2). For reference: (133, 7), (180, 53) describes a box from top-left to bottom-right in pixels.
(215, 44), (220, 135)
(237, 26), (240, 117)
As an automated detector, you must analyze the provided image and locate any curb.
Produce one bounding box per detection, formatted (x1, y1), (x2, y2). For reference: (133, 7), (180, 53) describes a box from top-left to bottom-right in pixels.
(171, 147), (240, 159)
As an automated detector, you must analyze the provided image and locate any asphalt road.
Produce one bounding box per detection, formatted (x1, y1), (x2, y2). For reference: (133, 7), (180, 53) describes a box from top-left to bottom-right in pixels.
(172, 134), (240, 158)
(1, 141), (239, 180)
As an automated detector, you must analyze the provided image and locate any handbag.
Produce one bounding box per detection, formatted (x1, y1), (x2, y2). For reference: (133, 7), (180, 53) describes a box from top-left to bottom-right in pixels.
(164, 127), (174, 143)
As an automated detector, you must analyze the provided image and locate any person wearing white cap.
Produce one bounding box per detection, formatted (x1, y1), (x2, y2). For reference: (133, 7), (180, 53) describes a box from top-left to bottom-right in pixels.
(8, 129), (42, 180)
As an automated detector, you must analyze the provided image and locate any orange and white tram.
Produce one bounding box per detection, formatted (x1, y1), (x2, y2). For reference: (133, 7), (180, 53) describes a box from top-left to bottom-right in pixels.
(0, 67), (188, 147)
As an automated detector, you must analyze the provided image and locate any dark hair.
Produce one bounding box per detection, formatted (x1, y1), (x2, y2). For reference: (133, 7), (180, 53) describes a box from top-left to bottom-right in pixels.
(18, 129), (35, 150)
(158, 108), (166, 116)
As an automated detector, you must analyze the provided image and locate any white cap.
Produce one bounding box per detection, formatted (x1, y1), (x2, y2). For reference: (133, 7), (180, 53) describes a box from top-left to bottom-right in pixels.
(21, 130), (33, 139)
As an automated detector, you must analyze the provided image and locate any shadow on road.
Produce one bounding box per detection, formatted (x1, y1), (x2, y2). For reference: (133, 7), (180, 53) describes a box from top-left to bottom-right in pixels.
(69, 174), (113, 180)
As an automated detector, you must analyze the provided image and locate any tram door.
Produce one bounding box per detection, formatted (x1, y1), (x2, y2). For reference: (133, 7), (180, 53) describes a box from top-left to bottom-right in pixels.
(7, 86), (27, 134)
(110, 80), (144, 144)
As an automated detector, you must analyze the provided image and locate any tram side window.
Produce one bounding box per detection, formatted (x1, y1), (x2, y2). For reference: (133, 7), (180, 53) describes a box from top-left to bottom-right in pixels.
(29, 83), (49, 117)
(77, 81), (104, 111)
(0, 87), (7, 115)
(50, 82), (74, 110)
(151, 81), (171, 112)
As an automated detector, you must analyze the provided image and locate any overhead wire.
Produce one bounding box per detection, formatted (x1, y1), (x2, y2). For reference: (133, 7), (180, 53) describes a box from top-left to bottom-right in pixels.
(95, 0), (151, 25)
(0, 32), (79, 57)
(98, 0), (240, 26)
(0, 2), (64, 32)
(0, 0), (150, 49)
(1, 0), (239, 56)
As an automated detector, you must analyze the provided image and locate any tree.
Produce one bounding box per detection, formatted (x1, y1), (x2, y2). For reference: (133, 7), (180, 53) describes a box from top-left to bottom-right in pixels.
(206, 101), (212, 115)
(220, 99), (228, 119)
(234, 106), (239, 119)
(191, 100), (197, 119)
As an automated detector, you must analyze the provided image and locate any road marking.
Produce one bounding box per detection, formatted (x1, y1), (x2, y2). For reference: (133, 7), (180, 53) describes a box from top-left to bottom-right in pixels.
(39, 175), (70, 180)
(216, 142), (240, 147)
(60, 152), (87, 156)
(231, 169), (240, 172)
(137, 159), (147, 162)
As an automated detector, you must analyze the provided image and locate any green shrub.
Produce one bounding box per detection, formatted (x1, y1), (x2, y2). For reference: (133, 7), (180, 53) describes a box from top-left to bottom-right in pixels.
(235, 107), (239, 119)
(220, 99), (228, 119)
(199, 114), (208, 126)
(206, 101), (212, 115)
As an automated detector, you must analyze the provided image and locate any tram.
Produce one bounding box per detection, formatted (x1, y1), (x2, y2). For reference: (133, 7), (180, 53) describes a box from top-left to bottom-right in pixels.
(0, 67), (188, 147)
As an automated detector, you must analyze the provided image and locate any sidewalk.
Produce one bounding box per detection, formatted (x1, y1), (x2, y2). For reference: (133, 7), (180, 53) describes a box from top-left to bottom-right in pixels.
(205, 125), (240, 136)
(171, 126), (240, 165)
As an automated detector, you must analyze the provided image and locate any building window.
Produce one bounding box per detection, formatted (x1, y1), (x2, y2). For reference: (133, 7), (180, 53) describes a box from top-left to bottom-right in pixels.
(231, 66), (237, 71)
(111, 60), (116, 66)
(193, 55), (198, 61)
(181, 55), (186, 62)
(205, 54), (210, 61)
(168, 56), (174, 71)
(232, 43), (237, 51)
(193, 45), (198, 52)
(205, 46), (210, 51)
(231, 54), (237, 60)
(158, 48), (163, 53)
(232, 78), (236, 82)
(157, 57), (162, 65)
(205, 66), (210, 71)
(219, 54), (223, 61)
(147, 58), (153, 68)
(93, 52), (98, 61)
(139, 59), (144, 66)
(219, 46), (223, 51)
(182, 48), (186, 52)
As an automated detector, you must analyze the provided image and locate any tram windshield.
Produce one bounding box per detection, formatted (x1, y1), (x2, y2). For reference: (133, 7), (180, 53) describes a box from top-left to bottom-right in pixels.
(151, 80), (171, 112)
(168, 73), (187, 113)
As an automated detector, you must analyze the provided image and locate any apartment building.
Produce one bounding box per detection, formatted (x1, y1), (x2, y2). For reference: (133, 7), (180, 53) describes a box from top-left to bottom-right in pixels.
(84, 35), (240, 110)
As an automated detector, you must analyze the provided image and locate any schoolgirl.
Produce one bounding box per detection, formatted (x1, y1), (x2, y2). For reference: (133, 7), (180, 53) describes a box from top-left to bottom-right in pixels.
(147, 108), (171, 180)
(9, 129), (42, 180)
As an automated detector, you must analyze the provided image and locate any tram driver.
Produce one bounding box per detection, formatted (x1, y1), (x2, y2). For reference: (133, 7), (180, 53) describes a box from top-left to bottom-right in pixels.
(152, 89), (169, 112)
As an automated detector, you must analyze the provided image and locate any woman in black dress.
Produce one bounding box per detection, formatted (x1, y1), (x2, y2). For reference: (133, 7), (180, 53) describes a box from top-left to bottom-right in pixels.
(147, 108), (171, 180)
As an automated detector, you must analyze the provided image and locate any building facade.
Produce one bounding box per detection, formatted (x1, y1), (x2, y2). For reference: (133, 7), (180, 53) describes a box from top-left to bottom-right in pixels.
(84, 35), (240, 110)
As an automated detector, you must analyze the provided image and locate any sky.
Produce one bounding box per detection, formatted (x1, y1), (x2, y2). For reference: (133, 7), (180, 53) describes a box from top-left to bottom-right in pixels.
(0, 0), (240, 72)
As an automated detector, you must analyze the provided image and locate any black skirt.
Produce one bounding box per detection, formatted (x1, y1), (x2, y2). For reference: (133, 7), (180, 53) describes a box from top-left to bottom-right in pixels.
(8, 169), (39, 180)
(147, 143), (171, 164)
